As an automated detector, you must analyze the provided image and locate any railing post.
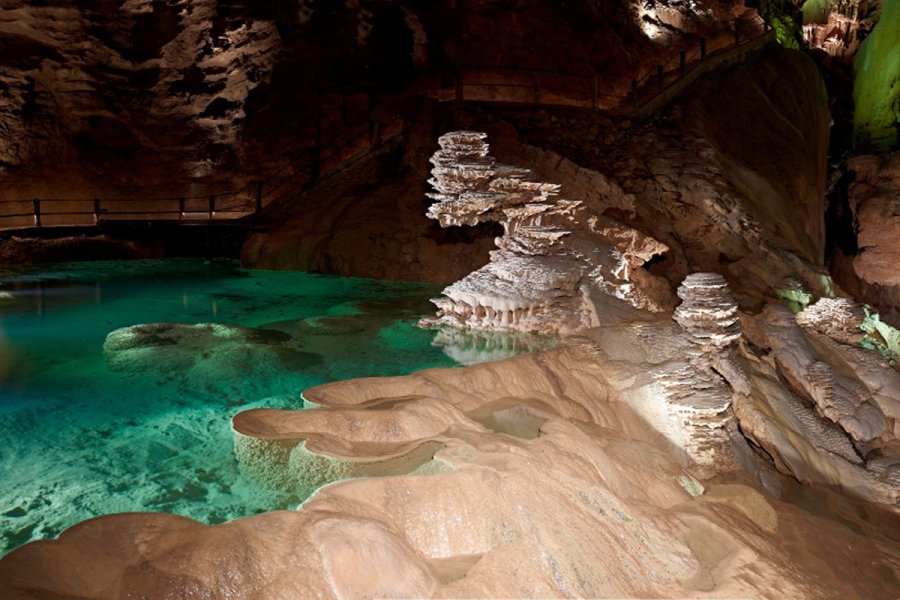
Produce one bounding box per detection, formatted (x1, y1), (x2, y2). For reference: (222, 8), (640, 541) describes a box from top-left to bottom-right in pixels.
(592, 75), (599, 110)
(179, 196), (185, 222)
(255, 181), (263, 215)
(679, 50), (686, 77)
(93, 198), (101, 225)
(656, 64), (664, 89)
(208, 194), (215, 223)
(700, 37), (707, 61)
(455, 66), (463, 104)
(33, 199), (41, 228)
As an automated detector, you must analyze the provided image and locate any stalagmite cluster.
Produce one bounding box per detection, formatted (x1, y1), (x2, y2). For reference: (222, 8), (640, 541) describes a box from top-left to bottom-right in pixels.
(673, 272), (749, 394)
(633, 273), (746, 476)
(422, 131), (672, 334)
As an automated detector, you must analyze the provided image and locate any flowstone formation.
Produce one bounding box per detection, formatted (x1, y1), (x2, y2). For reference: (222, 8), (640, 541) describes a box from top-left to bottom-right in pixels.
(421, 131), (672, 334)
(5, 326), (900, 599)
(735, 295), (900, 506)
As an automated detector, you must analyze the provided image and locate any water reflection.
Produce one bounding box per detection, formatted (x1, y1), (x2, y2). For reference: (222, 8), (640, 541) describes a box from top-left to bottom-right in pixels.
(0, 327), (12, 383)
(430, 327), (556, 365)
(0, 281), (102, 317)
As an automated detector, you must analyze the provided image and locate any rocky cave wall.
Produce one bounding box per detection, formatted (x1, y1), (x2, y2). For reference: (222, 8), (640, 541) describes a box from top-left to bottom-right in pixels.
(491, 44), (832, 310)
(0, 0), (750, 200)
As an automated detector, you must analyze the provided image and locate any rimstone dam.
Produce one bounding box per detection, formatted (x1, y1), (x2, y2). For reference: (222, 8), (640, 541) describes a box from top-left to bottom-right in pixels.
(0, 1), (899, 598)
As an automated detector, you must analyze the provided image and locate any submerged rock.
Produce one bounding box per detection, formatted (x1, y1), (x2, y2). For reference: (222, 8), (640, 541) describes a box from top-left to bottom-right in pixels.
(103, 322), (322, 390)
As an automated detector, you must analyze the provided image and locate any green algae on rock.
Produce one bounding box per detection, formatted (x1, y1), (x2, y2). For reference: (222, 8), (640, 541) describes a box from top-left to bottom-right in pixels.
(854, 0), (900, 152)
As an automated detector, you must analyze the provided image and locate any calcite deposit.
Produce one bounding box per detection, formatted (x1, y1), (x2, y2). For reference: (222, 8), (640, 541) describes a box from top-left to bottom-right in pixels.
(802, 0), (879, 62)
(630, 273), (746, 477)
(735, 300), (900, 505)
(2, 1), (900, 597)
(421, 131), (672, 334)
(673, 272), (747, 392)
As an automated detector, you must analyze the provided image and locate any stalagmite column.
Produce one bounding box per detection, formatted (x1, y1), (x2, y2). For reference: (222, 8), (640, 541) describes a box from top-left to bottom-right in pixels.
(673, 272), (748, 394)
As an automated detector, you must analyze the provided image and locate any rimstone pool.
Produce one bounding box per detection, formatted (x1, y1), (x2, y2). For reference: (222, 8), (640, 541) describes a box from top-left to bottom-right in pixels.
(0, 259), (548, 557)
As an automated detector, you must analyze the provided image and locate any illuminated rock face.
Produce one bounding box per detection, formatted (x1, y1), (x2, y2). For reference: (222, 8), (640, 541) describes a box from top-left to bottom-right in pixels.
(801, 0), (877, 63)
(638, 273), (746, 476)
(847, 153), (900, 288)
(422, 131), (673, 334)
(796, 297), (865, 345)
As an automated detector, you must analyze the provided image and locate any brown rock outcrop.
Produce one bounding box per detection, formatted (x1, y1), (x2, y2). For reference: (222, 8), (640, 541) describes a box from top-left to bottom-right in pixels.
(503, 46), (832, 310)
(734, 302), (900, 506)
(0, 0), (752, 200)
(831, 152), (900, 326)
(240, 109), (499, 283)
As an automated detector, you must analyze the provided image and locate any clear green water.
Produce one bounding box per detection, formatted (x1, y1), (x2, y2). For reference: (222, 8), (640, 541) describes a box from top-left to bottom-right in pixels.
(0, 259), (486, 557)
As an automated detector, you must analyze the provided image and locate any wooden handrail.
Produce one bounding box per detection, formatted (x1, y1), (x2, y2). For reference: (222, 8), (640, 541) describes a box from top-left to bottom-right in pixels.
(0, 17), (773, 234)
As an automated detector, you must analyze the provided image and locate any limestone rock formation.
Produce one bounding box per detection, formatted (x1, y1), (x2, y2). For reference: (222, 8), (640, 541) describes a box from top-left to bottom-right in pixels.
(674, 273), (742, 356)
(498, 46), (832, 313)
(796, 296), (866, 345)
(852, 0), (898, 152)
(0, 0), (755, 200)
(240, 117), (499, 284)
(832, 152), (900, 326)
(846, 153), (900, 289)
(631, 273), (747, 477)
(734, 303), (900, 506)
(0, 234), (162, 264)
(421, 131), (673, 334)
(802, 0), (880, 63)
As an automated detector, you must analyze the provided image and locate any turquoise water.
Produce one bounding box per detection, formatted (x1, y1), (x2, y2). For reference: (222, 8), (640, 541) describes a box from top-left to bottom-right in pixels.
(0, 259), (479, 557)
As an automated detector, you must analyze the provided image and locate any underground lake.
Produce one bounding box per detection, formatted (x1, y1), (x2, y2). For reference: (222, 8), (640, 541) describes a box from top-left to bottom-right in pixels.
(0, 258), (550, 557)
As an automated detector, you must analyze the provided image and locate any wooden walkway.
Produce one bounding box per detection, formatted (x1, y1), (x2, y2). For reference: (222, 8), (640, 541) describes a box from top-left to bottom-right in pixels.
(0, 15), (775, 235)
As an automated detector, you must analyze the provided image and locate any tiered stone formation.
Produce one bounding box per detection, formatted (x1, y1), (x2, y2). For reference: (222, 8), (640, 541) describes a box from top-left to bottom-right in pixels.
(673, 272), (748, 394)
(422, 131), (671, 334)
(641, 272), (747, 475)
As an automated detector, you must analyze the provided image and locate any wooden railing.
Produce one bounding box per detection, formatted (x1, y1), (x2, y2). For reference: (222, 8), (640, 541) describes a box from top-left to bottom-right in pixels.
(0, 89), (402, 233)
(442, 14), (772, 113)
(0, 15), (774, 234)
